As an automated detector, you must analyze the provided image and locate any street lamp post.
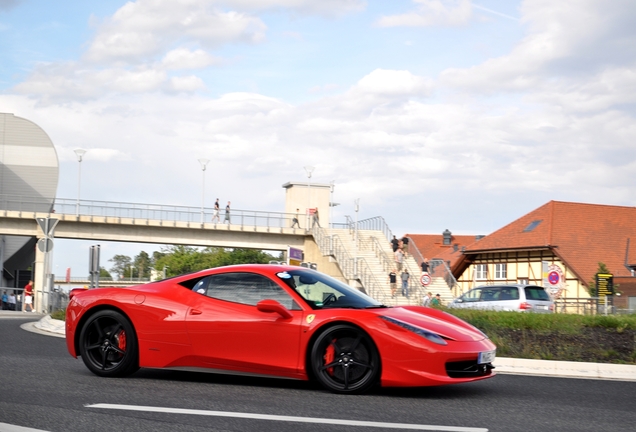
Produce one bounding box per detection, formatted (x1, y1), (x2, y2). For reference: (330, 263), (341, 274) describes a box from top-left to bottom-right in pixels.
(74, 149), (87, 216)
(329, 181), (334, 229)
(198, 158), (210, 224)
(304, 166), (314, 230)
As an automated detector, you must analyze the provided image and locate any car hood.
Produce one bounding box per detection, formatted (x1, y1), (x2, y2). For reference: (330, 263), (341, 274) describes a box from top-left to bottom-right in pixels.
(380, 307), (487, 342)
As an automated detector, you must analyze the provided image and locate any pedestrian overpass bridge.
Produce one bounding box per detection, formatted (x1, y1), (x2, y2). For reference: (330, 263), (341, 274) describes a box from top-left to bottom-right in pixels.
(0, 197), (457, 312)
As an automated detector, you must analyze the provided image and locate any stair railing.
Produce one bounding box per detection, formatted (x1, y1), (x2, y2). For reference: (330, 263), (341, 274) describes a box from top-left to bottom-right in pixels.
(368, 235), (424, 305)
(341, 215), (393, 242)
(311, 226), (389, 304)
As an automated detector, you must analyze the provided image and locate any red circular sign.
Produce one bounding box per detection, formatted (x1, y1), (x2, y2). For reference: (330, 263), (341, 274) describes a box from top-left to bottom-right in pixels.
(548, 271), (560, 285)
(420, 273), (431, 286)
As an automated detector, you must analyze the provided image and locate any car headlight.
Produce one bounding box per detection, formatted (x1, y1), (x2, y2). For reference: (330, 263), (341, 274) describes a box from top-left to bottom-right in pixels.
(380, 316), (448, 346)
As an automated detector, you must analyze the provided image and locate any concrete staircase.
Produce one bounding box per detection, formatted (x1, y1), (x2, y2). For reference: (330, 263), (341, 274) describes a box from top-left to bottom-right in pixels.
(313, 226), (455, 306)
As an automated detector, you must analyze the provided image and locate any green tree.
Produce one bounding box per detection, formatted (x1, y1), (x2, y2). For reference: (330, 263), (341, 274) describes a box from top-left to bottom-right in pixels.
(134, 251), (151, 279)
(151, 245), (277, 277)
(109, 254), (132, 279)
(99, 267), (112, 279)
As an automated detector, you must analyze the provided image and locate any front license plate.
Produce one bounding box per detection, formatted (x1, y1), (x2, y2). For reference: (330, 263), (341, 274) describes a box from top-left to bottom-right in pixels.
(478, 349), (496, 364)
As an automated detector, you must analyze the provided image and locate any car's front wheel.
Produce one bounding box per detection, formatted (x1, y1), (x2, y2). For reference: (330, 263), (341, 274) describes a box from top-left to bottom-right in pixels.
(78, 310), (139, 377)
(310, 324), (380, 394)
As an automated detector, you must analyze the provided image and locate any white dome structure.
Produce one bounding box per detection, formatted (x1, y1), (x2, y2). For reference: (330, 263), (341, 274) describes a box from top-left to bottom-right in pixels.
(0, 113), (59, 288)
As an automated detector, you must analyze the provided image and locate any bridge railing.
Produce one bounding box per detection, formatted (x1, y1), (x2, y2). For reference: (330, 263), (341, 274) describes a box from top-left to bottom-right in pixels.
(1, 194), (300, 230)
(0, 194), (54, 213)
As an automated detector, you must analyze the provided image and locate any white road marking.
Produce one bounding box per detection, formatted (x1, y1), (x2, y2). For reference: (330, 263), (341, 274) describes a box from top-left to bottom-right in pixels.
(0, 423), (50, 432)
(86, 403), (488, 431)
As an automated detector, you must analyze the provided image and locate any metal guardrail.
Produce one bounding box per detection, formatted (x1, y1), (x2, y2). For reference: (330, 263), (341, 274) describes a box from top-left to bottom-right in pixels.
(59, 276), (151, 283)
(311, 226), (388, 304)
(554, 297), (623, 315)
(0, 195), (54, 213)
(367, 236), (423, 304)
(405, 235), (459, 297)
(0, 287), (68, 313)
(0, 194), (300, 229)
(341, 215), (393, 243)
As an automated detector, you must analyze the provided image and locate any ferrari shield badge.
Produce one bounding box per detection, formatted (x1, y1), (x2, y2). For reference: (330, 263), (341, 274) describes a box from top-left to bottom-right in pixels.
(306, 314), (315, 324)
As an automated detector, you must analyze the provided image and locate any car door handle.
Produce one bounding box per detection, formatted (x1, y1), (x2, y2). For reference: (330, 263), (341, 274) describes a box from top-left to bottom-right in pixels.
(190, 309), (202, 315)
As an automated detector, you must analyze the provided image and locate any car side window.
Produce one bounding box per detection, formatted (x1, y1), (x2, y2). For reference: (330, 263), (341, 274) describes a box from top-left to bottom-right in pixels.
(200, 272), (300, 310)
(499, 287), (519, 300)
(462, 288), (482, 302)
(480, 288), (501, 302)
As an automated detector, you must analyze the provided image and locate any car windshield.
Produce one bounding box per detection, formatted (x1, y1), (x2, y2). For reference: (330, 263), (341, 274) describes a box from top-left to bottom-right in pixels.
(276, 269), (384, 310)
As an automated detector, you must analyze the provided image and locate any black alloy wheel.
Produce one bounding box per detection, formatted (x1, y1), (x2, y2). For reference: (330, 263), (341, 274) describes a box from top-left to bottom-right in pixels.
(310, 324), (380, 394)
(78, 310), (139, 377)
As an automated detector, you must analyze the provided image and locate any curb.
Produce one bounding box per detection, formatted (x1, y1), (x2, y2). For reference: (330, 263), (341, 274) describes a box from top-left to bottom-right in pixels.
(22, 315), (66, 339)
(494, 357), (636, 381)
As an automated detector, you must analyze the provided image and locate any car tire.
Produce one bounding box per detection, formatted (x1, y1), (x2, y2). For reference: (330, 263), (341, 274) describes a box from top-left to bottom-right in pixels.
(78, 310), (139, 377)
(310, 324), (380, 394)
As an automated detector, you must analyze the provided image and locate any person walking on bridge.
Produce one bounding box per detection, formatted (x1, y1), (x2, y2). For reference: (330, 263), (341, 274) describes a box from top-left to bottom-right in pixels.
(291, 208), (300, 228)
(211, 198), (220, 223)
(224, 201), (231, 224)
(311, 208), (320, 228)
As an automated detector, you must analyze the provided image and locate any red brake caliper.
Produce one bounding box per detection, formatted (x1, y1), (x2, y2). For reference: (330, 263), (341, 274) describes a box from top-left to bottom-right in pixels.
(117, 330), (127, 353)
(323, 339), (336, 376)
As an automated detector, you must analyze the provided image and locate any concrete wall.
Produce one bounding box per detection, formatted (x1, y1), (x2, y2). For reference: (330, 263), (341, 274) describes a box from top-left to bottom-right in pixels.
(302, 236), (345, 282)
(282, 181), (332, 229)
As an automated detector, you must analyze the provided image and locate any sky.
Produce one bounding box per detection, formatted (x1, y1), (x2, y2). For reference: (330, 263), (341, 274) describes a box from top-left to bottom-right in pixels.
(1, 0), (636, 277)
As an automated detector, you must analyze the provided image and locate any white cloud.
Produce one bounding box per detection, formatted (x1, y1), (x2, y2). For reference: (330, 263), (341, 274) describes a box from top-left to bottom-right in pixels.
(441, 0), (636, 95)
(161, 48), (220, 70)
(168, 75), (206, 92)
(85, 1), (267, 65)
(353, 69), (433, 97)
(218, 0), (366, 17)
(12, 64), (175, 101)
(377, 0), (472, 27)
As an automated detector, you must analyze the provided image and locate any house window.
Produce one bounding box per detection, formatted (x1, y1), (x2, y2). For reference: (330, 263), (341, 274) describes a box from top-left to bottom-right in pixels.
(495, 263), (507, 280)
(475, 264), (487, 280)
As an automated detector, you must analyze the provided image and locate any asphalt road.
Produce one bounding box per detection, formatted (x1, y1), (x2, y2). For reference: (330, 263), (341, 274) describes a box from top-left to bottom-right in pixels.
(1, 316), (635, 432)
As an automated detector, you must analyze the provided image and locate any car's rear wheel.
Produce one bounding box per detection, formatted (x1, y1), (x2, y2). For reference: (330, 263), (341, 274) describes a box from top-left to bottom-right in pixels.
(310, 324), (380, 394)
(78, 310), (139, 377)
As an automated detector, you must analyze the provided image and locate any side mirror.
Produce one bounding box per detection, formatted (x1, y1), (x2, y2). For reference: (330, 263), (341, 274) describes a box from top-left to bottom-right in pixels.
(256, 299), (293, 319)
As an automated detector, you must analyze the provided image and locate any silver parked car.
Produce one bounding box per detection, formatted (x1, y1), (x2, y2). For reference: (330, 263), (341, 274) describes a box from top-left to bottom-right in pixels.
(448, 284), (554, 313)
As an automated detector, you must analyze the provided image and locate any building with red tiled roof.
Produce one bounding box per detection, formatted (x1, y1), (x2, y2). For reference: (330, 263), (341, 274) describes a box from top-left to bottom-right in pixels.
(451, 201), (636, 311)
(407, 229), (483, 274)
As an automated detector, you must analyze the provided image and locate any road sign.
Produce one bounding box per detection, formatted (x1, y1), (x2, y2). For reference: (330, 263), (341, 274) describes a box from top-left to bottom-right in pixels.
(420, 272), (431, 286)
(36, 217), (59, 236)
(37, 237), (53, 252)
(596, 273), (614, 297)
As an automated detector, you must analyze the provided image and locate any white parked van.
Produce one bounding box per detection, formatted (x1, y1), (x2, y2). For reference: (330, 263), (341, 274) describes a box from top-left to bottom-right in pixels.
(448, 284), (554, 313)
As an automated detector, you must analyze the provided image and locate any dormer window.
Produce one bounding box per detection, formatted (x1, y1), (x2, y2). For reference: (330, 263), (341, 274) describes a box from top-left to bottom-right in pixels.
(523, 220), (542, 232)
(443, 229), (452, 245)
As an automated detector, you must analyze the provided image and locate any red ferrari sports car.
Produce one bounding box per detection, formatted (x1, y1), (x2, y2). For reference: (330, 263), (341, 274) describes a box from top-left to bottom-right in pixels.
(66, 264), (495, 393)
